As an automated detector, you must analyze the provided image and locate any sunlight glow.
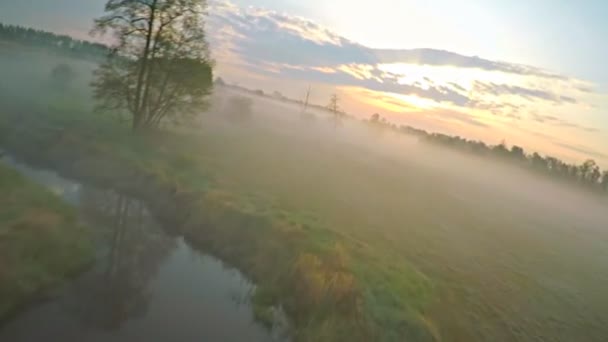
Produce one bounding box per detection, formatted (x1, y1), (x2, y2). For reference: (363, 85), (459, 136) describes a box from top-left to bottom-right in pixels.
(386, 92), (437, 110)
(377, 63), (517, 92)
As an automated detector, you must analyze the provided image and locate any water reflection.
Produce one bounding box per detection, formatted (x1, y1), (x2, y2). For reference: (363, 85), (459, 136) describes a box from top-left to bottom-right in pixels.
(0, 159), (283, 342)
(71, 188), (176, 331)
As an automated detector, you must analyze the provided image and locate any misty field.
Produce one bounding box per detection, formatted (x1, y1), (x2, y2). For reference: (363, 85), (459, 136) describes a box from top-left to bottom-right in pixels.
(2, 44), (608, 341)
(0, 161), (93, 320)
(185, 94), (608, 341)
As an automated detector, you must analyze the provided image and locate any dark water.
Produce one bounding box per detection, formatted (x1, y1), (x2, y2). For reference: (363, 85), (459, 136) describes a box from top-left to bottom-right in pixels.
(0, 156), (287, 342)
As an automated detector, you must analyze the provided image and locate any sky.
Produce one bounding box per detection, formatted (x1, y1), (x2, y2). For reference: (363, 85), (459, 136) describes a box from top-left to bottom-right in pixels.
(1, 0), (607, 166)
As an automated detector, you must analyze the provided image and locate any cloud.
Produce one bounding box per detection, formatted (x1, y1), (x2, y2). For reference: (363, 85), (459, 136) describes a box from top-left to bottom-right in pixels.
(210, 1), (580, 79)
(373, 49), (567, 80)
(554, 121), (599, 133)
(472, 81), (577, 104)
(530, 113), (600, 133)
(422, 109), (490, 128)
(208, 0), (599, 137)
(470, 100), (524, 117)
(261, 63), (472, 107)
(553, 142), (608, 160)
(210, 2), (569, 80)
(209, 3), (375, 67)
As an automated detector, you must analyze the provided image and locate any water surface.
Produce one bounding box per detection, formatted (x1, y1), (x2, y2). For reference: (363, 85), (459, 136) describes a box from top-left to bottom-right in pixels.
(0, 156), (285, 342)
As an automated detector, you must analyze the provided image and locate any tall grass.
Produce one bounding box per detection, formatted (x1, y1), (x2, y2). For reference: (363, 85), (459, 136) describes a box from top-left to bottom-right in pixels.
(0, 162), (93, 321)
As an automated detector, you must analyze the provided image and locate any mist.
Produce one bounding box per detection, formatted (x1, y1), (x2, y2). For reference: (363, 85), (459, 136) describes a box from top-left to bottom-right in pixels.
(2, 26), (608, 342)
(201, 86), (608, 339)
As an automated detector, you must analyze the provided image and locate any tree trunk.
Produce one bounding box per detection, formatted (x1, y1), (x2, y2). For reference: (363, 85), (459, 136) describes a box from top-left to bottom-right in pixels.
(132, 113), (143, 131)
(132, 0), (158, 129)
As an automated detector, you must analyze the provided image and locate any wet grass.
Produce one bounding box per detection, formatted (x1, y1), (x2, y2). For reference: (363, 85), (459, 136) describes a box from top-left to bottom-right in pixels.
(0, 90), (437, 341)
(4, 46), (608, 341)
(0, 162), (93, 321)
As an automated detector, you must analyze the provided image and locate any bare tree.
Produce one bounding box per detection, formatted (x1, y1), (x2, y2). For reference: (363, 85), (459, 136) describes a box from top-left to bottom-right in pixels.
(92, 0), (213, 130)
(327, 93), (343, 127)
(327, 93), (339, 115)
(301, 85), (311, 114)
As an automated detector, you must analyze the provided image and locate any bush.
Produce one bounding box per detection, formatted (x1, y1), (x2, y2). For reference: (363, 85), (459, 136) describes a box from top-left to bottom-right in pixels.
(50, 63), (76, 89)
(224, 95), (253, 123)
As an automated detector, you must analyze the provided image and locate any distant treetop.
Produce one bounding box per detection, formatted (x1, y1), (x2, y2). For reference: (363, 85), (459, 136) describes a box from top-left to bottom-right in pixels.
(366, 113), (607, 194)
(0, 22), (109, 60)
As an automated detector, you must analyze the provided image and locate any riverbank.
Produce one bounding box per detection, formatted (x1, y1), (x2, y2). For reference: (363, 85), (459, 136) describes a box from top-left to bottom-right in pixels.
(0, 160), (93, 321)
(0, 104), (436, 341)
(0, 160), (283, 341)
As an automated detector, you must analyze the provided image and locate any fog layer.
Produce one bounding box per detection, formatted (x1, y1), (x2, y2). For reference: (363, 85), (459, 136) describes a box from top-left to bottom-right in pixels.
(2, 45), (608, 341)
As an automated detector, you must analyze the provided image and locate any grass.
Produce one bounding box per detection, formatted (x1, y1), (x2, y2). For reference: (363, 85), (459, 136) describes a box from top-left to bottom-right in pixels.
(3, 44), (608, 341)
(0, 97), (436, 340)
(0, 162), (94, 321)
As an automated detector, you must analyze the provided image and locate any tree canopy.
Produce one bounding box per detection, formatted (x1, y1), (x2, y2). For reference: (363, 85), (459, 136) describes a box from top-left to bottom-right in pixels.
(92, 0), (213, 130)
(398, 122), (608, 194)
(0, 22), (108, 60)
(367, 114), (608, 194)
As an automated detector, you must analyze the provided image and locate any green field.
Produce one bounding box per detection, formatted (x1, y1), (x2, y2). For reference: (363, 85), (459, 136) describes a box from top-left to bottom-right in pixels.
(2, 43), (608, 341)
(0, 161), (93, 321)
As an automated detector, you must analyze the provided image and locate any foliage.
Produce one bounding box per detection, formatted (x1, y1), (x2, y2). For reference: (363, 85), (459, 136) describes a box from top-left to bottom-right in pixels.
(0, 22), (108, 60)
(92, 0), (213, 130)
(397, 124), (608, 194)
(223, 95), (254, 122)
(327, 93), (343, 126)
(50, 63), (76, 89)
(291, 244), (360, 319)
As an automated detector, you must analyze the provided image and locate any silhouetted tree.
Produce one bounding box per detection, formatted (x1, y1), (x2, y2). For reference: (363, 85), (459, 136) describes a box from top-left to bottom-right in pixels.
(214, 77), (225, 86)
(567, 164), (579, 180)
(578, 159), (599, 185)
(510, 145), (526, 162)
(493, 140), (510, 158)
(50, 63), (76, 89)
(327, 93), (343, 127)
(602, 171), (608, 192)
(370, 113), (380, 123)
(0, 23), (108, 59)
(92, 0), (213, 130)
(530, 152), (546, 170)
(580, 159), (601, 186)
(224, 95), (253, 122)
(327, 94), (340, 115)
(396, 123), (607, 195)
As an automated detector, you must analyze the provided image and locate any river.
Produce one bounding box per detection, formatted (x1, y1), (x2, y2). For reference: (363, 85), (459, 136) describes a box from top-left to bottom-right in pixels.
(0, 155), (287, 342)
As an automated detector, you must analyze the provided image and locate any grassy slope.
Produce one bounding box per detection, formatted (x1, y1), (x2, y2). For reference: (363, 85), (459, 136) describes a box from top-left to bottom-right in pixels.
(0, 90), (437, 341)
(0, 162), (93, 321)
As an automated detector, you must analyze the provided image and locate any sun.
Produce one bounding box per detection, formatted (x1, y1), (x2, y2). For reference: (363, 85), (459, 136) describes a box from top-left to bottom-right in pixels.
(386, 93), (436, 110)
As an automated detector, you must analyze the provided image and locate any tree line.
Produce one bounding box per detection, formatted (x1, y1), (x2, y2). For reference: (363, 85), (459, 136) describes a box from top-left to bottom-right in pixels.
(4, 15), (605, 193)
(0, 22), (109, 60)
(397, 123), (608, 194)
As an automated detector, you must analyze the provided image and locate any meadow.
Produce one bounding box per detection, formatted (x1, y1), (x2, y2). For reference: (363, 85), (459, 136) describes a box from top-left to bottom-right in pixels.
(1, 43), (608, 341)
(0, 160), (93, 321)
